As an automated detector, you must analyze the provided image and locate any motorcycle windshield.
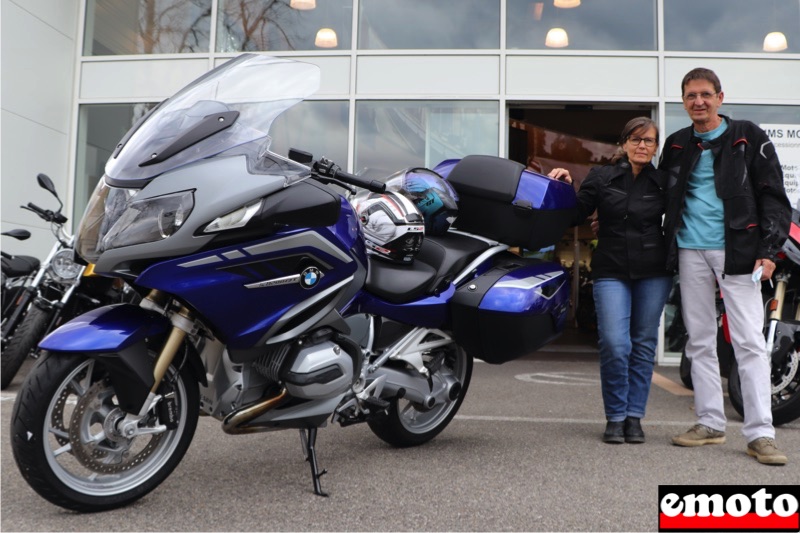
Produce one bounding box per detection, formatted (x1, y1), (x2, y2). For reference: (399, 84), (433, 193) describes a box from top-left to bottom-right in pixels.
(105, 54), (321, 184)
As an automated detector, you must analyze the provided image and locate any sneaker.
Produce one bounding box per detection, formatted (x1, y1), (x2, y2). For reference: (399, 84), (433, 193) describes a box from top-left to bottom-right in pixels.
(624, 417), (645, 444)
(671, 424), (726, 447)
(603, 421), (625, 444)
(747, 437), (788, 465)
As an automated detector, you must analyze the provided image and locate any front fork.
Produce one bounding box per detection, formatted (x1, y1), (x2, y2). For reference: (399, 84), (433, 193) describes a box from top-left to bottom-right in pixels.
(765, 272), (792, 358)
(118, 289), (194, 437)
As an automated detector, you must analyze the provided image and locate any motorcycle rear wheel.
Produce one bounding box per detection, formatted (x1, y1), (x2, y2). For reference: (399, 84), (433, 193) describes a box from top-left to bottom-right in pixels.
(727, 354), (800, 426)
(1, 303), (50, 389)
(11, 352), (199, 512)
(368, 344), (472, 447)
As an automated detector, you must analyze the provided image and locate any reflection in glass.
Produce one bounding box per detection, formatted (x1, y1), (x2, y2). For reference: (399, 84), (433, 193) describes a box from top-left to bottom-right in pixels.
(507, 0), (655, 50)
(355, 101), (498, 179)
(268, 101), (349, 167)
(358, 0), (499, 49)
(83, 0), (211, 55)
(664, 0), (798, 53)
(665, 103), (800, 140)
(75, 103), (156, 219)
(217, 0), (352, 52)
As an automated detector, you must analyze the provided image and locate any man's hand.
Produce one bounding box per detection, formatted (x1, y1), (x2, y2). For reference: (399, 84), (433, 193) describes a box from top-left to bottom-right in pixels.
(754, 258), (776, 280)
(547, 168), (572, 184)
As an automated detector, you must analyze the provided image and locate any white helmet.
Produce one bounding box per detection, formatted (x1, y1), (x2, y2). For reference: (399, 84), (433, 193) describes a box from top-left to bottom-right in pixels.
(351, 190), (425, 264)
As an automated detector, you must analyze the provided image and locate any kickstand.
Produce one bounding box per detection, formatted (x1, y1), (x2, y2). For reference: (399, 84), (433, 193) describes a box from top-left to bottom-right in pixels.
(299, 427), (328, 497)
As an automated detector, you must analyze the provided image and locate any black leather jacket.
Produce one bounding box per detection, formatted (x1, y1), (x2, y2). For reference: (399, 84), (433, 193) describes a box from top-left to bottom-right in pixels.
(575, 159), (671, 280)
(660, 116), (790, 275)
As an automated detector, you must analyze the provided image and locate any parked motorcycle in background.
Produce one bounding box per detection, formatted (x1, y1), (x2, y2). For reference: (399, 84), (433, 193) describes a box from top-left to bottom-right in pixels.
(10, 55), (576, 512)
(2, 228), (38, 320)
(0, 174), (138, 389)
(679, 207), (800, 425)
(1, 174), (75, 387)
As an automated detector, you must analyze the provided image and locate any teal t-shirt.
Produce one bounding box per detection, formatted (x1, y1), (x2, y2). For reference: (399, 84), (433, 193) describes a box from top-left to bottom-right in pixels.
(677, 119), (728, 249)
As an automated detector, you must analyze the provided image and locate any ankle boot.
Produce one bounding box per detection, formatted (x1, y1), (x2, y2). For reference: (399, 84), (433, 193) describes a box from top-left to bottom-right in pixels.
(603, 421), (625, 444)
(624, 417), (645, 444)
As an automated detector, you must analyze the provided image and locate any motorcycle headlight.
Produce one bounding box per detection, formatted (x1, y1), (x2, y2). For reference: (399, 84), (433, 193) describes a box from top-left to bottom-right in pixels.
(100, 190), (194, 251)
(49, 249), (83, 282)
(203, 200), (262, 233)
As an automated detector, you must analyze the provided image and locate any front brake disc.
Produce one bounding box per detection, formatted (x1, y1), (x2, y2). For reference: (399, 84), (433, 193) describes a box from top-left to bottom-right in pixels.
(68, 380), (163, 474)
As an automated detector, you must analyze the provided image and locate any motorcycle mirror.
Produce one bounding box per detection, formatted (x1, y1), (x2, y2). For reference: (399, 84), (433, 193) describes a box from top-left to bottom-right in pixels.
(37, 173), (57, 196)
(288, 148), (313, 165)
(2, 229), (31, 241)
(36, 173), (63, 210)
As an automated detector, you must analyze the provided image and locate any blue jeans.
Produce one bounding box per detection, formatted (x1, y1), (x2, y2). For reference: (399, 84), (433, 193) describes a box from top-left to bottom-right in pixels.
(593, 276), (672, 421)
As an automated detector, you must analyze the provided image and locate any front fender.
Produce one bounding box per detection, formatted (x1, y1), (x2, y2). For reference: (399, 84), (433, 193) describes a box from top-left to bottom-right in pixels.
(39, 304), (172, 413)
(40, 303), (170, 352)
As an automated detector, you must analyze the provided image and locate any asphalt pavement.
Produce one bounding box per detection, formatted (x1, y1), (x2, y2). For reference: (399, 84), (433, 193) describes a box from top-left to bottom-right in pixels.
(2, 344), (798, 532)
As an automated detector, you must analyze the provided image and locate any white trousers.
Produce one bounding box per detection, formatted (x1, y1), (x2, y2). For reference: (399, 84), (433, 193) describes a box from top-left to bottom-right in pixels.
(679, 249), (774, 442)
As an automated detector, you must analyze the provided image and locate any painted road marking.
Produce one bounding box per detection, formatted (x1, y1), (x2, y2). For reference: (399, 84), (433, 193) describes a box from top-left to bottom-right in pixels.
(515, 372), (599, 386)
(652, 371), (694, 396)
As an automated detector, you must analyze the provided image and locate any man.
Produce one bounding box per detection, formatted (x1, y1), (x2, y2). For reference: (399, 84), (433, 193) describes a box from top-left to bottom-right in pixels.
(661, 67), (791, 465)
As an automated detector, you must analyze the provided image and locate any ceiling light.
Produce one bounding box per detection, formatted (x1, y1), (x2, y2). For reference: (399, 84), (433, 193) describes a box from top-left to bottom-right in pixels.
(315, 28), (338, 48)
(554, 0), (580, 8)
(545, 27), (569, 48)
(763, 31), (788, 52)
(290, 0), (316, 9)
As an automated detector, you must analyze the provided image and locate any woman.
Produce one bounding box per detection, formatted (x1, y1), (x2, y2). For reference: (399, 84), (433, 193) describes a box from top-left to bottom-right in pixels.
(548, 117), (672, 444)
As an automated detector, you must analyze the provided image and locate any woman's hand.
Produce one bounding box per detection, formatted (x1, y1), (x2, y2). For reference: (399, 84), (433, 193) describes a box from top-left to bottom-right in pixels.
(547, 168), (573, 184)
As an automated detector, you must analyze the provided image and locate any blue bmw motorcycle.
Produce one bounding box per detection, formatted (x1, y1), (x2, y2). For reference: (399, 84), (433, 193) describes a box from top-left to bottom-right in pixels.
(10, 54), (576, 512)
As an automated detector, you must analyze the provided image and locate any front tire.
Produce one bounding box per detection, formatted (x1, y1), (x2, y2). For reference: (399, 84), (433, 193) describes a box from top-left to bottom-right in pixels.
(11, 352), (199, 512)
(728, 352), (800, 426)
(368, 345), (472, 447)
(1, 303), (50, 389)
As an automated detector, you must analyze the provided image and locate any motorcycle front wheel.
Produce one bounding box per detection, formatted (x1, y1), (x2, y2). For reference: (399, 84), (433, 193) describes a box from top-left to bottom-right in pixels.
(1, 303), (50, 389)
(368, 344), (472, 447)
(727, 353), (800, 426)
(11, 352), (199, 512)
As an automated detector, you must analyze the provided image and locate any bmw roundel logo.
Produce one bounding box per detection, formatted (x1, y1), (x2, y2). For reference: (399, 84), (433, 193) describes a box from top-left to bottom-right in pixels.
(300, 266), (322, 289)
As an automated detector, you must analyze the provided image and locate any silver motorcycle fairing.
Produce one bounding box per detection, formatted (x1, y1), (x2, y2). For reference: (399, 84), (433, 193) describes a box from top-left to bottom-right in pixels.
(90, 156), (289, 276)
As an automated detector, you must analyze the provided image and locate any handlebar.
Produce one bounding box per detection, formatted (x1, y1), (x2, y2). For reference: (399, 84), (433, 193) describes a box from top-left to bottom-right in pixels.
(22, 203), (68, 225)
(314, 158), (386, 194)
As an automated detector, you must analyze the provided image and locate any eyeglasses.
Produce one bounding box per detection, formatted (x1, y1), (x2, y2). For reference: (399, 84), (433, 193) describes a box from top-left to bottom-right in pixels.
(683, 92), (717, 101)
(628, 136), (657, 147)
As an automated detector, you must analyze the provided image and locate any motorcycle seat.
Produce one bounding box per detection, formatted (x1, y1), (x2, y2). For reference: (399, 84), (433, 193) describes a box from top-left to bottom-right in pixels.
(365, 233), (490, 304)
(1, 255), (40, 277)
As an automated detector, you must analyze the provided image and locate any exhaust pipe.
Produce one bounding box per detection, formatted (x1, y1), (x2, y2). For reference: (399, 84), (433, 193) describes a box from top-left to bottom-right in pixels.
(222, 388), (288, 434)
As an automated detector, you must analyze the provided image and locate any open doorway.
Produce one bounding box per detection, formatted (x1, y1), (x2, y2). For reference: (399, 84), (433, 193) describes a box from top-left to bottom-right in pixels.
(508, 103), (656, 351)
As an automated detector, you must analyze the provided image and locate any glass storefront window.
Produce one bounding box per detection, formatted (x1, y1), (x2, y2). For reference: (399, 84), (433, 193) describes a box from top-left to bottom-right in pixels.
(217, 0), (353, 52)
(354, 101), (499, 178)
(665, 103), (800, 141)
(83, 0), (212, 55)
(358, 0), (499, 50)
(506, 0), (656, 51)
(268, 101), (349, 166)
(664, 0), (799, 53)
